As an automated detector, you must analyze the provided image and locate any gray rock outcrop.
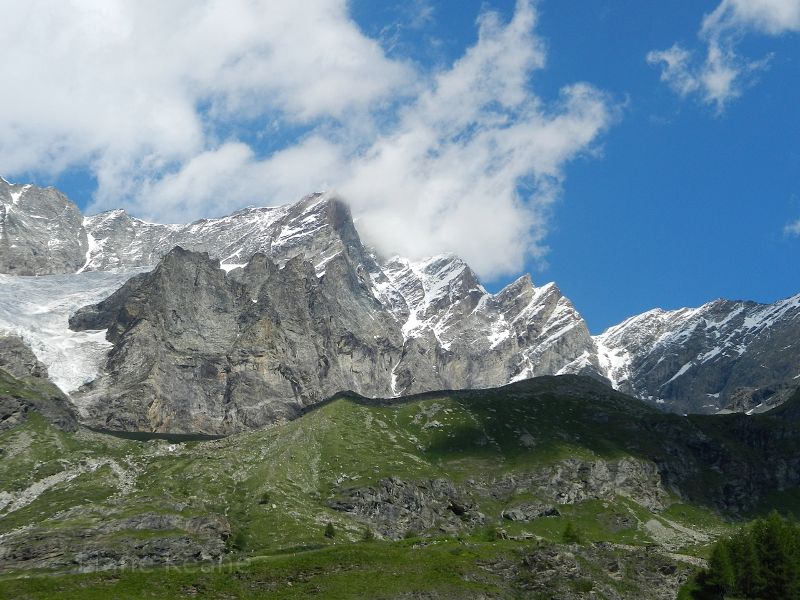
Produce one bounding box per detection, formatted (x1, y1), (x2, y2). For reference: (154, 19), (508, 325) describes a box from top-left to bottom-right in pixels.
(0, 334), (50, 380)
(0, 512), (229, 573)
(330, 476), (485, 539)
(70, 246), (403, 432)
(0, 335), (78, 431)
(489, 457), (668, 512)
(501, 504), (561, 521)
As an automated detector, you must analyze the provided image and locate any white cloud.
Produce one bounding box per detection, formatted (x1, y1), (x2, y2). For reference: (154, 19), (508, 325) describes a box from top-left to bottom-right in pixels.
(406, 0), (435, 29)
(702, 0), (800, 36)
(0, 0), (413, 175)
(648, 0), (800, 112)
(134, 137), (348, 221)
(785, 219), (800, 236)
(646, 45), (701, 97)
(1, 0), (614, 280)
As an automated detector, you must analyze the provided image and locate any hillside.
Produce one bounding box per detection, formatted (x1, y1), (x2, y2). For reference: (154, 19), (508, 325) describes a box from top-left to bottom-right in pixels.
(3, 373), (800, 597)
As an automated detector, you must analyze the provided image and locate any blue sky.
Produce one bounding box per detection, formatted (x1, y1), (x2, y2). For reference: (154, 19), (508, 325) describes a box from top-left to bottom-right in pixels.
(2, 0), (799, 332)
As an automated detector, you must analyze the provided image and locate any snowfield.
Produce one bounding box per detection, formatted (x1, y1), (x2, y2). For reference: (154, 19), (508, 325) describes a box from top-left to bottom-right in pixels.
(0, 270), (143, 392)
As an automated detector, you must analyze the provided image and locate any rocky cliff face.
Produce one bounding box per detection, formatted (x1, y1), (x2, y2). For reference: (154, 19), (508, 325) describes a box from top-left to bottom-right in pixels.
(0, 178), (88, 275)
(69, 240), (593, 433)
(70, 247), (401, 432)
(0, 334), (49, 381)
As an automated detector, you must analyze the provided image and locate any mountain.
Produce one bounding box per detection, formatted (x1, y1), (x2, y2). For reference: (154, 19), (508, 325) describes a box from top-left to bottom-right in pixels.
(67, 245), (592, 434)
(597, 296), (800, 413)
(3, 179), (800, 597)
(68, 246), (402, 432)
(1, 179), (798, 424)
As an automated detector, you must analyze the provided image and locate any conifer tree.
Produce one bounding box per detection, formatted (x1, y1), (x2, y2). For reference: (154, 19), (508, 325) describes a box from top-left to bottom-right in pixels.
(694, 512), (800, 599)
(733, 534), (763, 598)
(706, 540), (735, 594)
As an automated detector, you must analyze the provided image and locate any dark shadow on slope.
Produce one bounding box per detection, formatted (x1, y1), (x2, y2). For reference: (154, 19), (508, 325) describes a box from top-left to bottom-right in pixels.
(86, 427), (226, 443)
(312, 376), (800, 518)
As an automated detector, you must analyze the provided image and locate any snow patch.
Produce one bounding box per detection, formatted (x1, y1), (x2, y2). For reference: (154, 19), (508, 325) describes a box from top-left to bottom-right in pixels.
(314, 251), (341, 276)
(594, 337), (632, 389)
(697, 346), (723, 363)
(390, 365), (400, 397)
(487, 316), (510, 349)
(8, 185), (30, 206)
(220, 263), (246, 273)
(509, 364), (533, 383)
(76, 231), (101, 274)
(663, 361), (694, 386)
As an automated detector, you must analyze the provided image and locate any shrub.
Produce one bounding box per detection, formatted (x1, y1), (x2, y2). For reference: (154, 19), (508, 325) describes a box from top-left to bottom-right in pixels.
(324, 521), (336, 539)
(227, 529), (247, 552)
(483, 525), (500, 542)
(562, 521), (582, 544)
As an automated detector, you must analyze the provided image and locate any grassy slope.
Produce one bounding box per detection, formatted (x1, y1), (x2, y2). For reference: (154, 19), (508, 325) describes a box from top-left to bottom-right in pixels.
(2, 375), (798, 597)
(0, 537), (545, 600)
(0, 537), (701, 600)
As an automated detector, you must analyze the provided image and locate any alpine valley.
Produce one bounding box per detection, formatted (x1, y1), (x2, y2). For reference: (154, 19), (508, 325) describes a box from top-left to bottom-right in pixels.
(1, 179), (800, 599)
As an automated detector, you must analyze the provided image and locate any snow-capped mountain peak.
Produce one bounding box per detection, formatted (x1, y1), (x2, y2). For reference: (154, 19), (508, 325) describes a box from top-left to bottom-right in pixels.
(593, 293), (800, 412)
(1, 179), (798, 425)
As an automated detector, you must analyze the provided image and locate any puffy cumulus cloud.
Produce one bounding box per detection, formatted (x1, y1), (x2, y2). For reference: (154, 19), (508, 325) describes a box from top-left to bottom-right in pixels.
(0, 0), (413, 176)
(134, 137), (348, 221)
(648, 0), (800, 112)
(1, 0), (614, 280)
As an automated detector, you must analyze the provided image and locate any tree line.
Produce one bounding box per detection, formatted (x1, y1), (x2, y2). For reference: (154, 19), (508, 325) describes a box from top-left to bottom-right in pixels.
(690, 511), (800, 599)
